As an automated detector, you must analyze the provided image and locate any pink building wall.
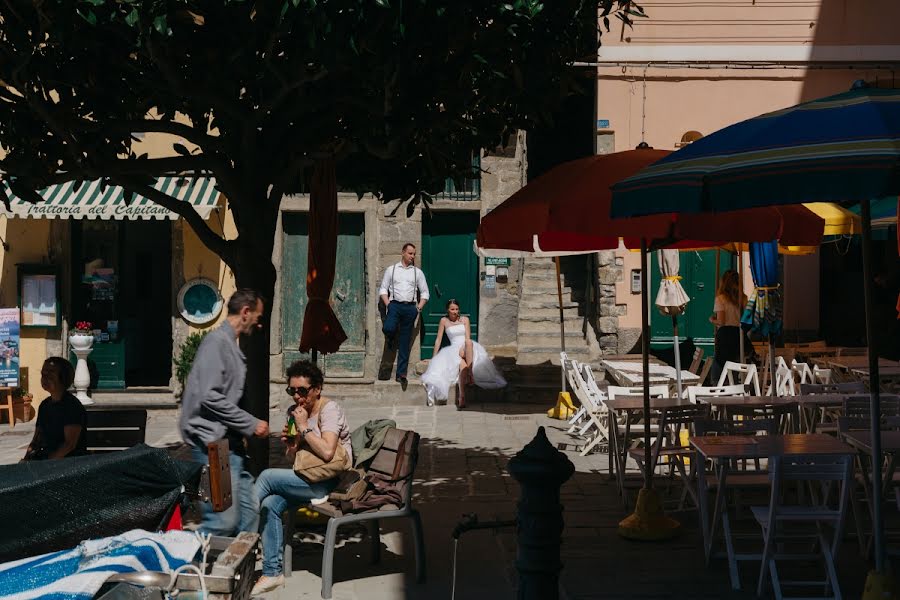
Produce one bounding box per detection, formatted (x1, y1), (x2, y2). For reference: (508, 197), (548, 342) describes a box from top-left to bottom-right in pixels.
(597, 0), (900, 335)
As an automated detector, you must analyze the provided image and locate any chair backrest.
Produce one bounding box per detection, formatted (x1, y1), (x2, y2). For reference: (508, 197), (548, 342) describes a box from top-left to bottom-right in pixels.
(844, 394), (900, 416)
(791, 360), (814, 385)
(367, 428), (420, 506)
(717, 361), (761, 396)
(763, 454), (853, 535)
(785, 340), (827, 349)
(580, 364), (608, 399)
(694, 417), (776, 437)
(775, 356), (789, 371)
(568, 360), (602, 412)
(687, 384), (746, 403)
(800, 381), (865, 395)
(812, 365), (833, 384)
(772, 454), (853, 483)
(696, 357), (714, 386)
(84, 409), (148, 453)
(772, 365), (796, 396)
(607, 385), (668, 400)
(688, 348), (704, 375)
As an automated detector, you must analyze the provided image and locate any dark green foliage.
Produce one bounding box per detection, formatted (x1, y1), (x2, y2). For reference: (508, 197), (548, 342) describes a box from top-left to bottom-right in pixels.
(174, 330), (209, 390)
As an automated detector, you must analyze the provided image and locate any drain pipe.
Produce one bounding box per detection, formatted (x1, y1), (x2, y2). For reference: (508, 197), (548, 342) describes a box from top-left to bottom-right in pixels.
(450, 513), (517, 600)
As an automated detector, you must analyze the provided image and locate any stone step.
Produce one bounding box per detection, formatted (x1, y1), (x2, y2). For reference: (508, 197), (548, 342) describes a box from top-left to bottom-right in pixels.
(515, 349), (593, 366)
(519, 298), (580, 310)
(517, 331), (586, 346)
(517, 319), (587, 334)
(522, 278), (583, 291)
(521, 286), (574, 297)
(517, 306), (582, 320)
(267, 379), (428, 408)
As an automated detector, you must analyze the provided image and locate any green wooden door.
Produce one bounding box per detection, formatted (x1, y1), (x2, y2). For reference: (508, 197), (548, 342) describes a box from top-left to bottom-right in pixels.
(650, 250), (731, 354)
(281, 212), (366, 377)
(420, 212), (480, 359)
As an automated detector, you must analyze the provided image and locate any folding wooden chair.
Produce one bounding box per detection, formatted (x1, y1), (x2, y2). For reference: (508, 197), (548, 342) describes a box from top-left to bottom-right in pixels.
(753, 454), (853, 599)
(686, 384), (746, 404)
(718, 361), (761, 396)
(688, 347), (704, 375)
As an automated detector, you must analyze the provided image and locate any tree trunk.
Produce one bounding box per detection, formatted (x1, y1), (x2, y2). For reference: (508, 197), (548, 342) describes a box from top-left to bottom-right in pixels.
(231, 228), (278, 476)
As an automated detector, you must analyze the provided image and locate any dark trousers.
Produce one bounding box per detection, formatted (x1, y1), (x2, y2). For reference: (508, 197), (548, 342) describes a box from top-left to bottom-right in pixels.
(382, 301), (418, 378)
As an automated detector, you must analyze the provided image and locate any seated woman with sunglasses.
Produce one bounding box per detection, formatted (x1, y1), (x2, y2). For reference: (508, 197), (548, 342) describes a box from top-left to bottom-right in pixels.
(251, 360), (352, 595)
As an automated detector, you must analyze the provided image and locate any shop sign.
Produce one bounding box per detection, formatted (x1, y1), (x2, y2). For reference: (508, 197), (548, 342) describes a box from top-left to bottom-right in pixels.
(484, 257), (511, 266)
(177, 278), (224, 325)
(0, 309), (20, 387)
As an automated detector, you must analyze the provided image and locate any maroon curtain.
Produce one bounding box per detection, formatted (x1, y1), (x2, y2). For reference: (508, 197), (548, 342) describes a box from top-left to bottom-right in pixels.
(299, 158), (347, 354)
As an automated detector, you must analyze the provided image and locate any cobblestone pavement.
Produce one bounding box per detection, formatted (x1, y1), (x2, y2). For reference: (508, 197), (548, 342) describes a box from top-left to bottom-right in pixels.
(0, 399), (880, 599)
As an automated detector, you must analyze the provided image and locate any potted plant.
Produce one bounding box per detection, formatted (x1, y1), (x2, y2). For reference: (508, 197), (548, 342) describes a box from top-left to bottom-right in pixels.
(69, 320), (94, 351)
(12, 387), (34, 422)
(173, 330), (209, 397)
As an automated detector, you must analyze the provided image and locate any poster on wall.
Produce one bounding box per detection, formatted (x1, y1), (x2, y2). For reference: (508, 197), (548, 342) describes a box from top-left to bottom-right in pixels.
(0, 308), (20, 387)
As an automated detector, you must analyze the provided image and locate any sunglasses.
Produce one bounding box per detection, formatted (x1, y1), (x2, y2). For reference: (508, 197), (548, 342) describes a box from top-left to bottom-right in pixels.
(285, 385), (313, 398)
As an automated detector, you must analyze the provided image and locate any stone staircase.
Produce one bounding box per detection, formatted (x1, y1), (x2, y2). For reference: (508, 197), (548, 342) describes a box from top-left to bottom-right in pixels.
(515, 257), (600, 366)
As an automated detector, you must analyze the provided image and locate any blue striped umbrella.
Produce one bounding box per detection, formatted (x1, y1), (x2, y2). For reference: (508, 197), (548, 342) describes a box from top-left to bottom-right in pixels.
(610, 81), (900, 582)
(610, 84), (900, 217)
(742, 241), (782, 338)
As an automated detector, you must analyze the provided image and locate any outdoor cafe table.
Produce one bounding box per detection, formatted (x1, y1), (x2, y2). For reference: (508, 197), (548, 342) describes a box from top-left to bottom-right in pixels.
(694, 395), (801, 433)
(842, 430), (900, 556)
(690, 433), (856, 590)
(826, 356), (899, 371)
(600, 359), (699, 388)
(603, 395), (694, 498)
(851, 366), (900, 392)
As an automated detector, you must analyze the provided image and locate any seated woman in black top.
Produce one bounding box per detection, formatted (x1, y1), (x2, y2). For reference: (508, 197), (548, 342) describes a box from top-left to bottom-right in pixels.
(23, 357), (87, 460)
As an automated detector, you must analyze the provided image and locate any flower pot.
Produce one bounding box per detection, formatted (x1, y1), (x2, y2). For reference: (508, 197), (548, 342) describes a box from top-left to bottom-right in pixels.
(69, 333), (94, 351)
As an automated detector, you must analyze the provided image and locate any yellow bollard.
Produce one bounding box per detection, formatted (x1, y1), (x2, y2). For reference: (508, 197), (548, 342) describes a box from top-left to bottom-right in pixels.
(862, 570), (898, 600)
(547, 391), (576, 420)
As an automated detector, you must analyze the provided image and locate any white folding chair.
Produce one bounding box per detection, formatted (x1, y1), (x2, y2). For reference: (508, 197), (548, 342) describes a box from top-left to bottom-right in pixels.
(686, 384), (746, 403)
(561, 352), (588, 430)
(813, 365), (833, 384)
(717, 361), (762, 396)
(765, 365), (796, 397)
(791, 359), (814, 385)
(568, 362), (611, 457)
(753, 454), (853, 599)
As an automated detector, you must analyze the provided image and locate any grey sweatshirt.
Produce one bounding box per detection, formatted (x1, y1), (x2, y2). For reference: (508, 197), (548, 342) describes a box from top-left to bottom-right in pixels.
(179, 320), (260, 449)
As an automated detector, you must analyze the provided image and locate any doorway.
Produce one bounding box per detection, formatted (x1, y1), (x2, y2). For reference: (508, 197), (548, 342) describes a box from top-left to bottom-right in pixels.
(71, 219), (173, 388)
(420, 211), (480, 360)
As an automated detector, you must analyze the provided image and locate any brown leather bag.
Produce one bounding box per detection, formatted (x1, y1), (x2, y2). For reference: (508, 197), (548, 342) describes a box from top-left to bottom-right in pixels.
(293, 440), (351, 483)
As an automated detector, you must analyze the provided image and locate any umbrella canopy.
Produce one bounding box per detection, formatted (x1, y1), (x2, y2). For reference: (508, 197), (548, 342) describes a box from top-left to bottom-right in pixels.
(611, 85), (900, 217)
(741, 241), (782, 338)
(476, 149), (826, 257)
(299, 158), (348, 355)
(655, 250), (689, 316)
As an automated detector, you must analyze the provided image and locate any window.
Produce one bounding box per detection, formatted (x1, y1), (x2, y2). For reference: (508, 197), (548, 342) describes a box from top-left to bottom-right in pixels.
(434, 154), (481, 201)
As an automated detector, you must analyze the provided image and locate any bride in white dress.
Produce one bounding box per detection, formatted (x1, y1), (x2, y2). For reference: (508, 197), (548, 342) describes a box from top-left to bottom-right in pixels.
(421, 299), (507, 408)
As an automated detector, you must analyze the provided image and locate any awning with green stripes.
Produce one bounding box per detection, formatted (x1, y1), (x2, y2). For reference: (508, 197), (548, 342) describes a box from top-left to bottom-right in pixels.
(0, 177), (220, 220)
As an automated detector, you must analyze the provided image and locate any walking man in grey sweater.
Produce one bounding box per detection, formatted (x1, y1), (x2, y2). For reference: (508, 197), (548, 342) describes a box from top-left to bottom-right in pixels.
(179, 289), (270, 536)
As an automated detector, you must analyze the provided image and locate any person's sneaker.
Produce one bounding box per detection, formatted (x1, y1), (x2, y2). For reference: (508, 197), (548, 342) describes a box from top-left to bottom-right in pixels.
(251, 574), (285, 596)
(310, 494), (329, 506)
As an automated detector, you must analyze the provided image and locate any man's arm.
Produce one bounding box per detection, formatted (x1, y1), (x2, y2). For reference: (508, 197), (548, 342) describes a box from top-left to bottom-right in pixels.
(195, 342), (262, 438)
(416, 268), (430, 312)
(378, 266), (393, 307)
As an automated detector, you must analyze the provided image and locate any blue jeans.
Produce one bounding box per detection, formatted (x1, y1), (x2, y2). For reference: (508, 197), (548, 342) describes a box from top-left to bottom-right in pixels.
(190, 447), (258, 537)
(255, 468), (336, 576)
(382, 301), (418, 378)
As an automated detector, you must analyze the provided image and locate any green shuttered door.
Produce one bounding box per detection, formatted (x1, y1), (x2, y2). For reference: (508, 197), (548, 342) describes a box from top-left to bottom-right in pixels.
(281, 212), (366, 377)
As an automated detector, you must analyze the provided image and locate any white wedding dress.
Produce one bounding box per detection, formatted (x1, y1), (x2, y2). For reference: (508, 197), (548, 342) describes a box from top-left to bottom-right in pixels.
(421, 322), (507, 404)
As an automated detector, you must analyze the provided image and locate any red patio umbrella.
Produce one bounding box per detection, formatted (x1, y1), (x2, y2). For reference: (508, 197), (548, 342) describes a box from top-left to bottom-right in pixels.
(299, 158), (348, 355)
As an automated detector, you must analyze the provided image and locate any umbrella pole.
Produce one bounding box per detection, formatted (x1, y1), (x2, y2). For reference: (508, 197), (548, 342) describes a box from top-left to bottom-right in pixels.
(672, 315), (683, 398)
(618, 238), (680, 540)
(547, 257), (577, 421)
(861, 199), (889, 589)
(738, 250), (745, 364)
(555, 257), (567, 392)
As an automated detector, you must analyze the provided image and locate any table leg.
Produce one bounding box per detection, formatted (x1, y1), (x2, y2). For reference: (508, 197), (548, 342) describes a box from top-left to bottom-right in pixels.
(697, 451), (711, 556)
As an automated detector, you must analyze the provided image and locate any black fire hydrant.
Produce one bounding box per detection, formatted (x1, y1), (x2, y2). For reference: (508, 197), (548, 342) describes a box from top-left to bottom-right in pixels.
(507, 426), (575, 600)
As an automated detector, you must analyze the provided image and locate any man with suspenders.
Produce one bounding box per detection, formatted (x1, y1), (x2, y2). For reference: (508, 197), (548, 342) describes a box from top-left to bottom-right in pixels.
(378, 243), (430, 385)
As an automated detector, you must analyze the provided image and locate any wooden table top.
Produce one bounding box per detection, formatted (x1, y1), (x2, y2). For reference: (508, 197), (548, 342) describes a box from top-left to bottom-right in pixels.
(852, 366), (900, 377)
(695, 395), (798, 407)
(790, 346), (846, 357)
(827, 357), (899, 370)
(691, 433), (855, 460)
(600, 360), (700, 385)
(604, 395), (695, 411)
(842, 431), (900, 454)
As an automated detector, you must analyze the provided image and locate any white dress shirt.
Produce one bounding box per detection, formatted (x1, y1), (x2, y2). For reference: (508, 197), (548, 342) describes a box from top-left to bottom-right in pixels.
(379, 262), (430, 303)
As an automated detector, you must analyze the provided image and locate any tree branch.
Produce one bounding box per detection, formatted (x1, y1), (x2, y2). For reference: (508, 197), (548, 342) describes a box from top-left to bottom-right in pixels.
(85, 118), (226, 155)
(110, 175), (233, 264)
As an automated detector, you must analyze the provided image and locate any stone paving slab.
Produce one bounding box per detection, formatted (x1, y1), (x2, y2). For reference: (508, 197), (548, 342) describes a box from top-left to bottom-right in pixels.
(0, 399), (889, 599)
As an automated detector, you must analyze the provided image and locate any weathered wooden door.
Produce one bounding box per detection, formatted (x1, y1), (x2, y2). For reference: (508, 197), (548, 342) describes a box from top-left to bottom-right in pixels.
(281, 212), (366, 377)
(650, 250), (729, 354)
(420, 211), (480, 359)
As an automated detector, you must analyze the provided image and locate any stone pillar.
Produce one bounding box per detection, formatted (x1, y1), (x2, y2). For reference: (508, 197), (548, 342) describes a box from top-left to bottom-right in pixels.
(507, 426), (575, 600)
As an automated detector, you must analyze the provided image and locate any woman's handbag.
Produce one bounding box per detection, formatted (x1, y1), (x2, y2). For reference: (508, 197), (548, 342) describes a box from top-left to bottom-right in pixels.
(293, 440), (351, 483)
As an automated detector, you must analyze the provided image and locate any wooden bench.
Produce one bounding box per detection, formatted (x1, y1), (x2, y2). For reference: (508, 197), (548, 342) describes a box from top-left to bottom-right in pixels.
(84, 408), (148, 453)
(283, 427), (426, 599)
